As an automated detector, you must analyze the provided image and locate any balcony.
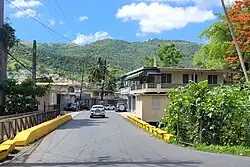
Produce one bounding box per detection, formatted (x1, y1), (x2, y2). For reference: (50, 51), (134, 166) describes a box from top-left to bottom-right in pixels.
(121, 82), (223, 95)
(130, 83), (187, 94)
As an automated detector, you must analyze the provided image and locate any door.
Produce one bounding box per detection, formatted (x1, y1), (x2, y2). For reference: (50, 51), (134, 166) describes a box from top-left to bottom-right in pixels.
(57, 94), (61, 110)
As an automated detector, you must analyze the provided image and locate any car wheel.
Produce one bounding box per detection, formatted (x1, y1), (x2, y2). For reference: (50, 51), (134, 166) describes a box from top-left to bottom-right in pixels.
(103, 115), (105, 118)
(90, 115), (93, 118)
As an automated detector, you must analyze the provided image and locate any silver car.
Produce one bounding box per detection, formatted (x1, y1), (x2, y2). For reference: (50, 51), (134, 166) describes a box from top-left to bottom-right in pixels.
(90, 105), (106, 118)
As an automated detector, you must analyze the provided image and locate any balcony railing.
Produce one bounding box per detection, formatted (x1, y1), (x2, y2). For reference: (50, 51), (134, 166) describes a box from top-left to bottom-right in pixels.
(121, 82), (223, 94)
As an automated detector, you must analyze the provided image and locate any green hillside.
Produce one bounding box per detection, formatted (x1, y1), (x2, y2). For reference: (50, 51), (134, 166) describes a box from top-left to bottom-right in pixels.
(8, 38), (202, 81)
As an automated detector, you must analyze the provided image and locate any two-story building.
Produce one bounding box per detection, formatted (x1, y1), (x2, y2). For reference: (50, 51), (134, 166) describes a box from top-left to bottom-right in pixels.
(119, 67), (234, 124)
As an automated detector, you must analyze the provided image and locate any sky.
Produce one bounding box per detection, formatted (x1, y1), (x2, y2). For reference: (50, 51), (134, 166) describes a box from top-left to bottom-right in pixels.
(4, 0), (236, 45)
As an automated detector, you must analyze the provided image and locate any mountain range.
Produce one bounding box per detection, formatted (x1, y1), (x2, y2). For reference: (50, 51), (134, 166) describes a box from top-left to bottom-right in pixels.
(8, 38), (202, 81)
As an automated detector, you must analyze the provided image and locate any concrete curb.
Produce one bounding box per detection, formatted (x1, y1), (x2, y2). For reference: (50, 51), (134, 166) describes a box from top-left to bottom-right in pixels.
(0, 114), (73, 161)
(125, 114), (173, 142)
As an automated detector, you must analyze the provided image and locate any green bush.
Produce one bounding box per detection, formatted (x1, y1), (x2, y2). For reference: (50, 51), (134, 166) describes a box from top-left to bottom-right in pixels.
(163, 81), (250, 146)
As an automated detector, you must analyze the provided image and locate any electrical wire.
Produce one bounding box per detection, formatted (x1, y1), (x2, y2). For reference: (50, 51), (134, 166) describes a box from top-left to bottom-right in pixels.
(6, 0), (72, 42)
(54, 0), (69, 23)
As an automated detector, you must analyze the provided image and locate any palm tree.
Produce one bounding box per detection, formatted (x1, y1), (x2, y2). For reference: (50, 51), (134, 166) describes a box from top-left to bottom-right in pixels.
(87, 57), (107, 84)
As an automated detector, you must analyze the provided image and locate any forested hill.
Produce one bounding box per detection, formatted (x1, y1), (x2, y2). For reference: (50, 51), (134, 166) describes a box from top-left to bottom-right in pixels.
(9, 38), (202, 81)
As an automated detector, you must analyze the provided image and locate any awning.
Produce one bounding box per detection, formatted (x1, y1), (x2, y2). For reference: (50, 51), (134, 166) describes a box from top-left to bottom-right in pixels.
(147, 71), (162, 75)
(124, 71), (143, 80)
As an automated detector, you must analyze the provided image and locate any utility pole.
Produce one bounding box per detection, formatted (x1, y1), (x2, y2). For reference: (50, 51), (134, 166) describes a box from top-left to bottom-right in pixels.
(32, 40), (37, 102)
(79, 66), (84, 102)
(32, 40), (37, 83)
(100, 59), (106, 103)
(0, 0), (5, 116)
(221, 0), (248, 82)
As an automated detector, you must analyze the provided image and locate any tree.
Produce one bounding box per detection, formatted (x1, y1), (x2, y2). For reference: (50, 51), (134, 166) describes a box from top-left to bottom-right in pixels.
(87, 57), (107, 84)
(105, 67), (124, 91)
(144, 56), (154, 66)
(145, 43), (184, 67)
(4, 78), (50, 115)
(226, 0), (250, 64)
(4, 22), (19, 51)
(193, 14), (232, 68)
(156, 43), (184, 67)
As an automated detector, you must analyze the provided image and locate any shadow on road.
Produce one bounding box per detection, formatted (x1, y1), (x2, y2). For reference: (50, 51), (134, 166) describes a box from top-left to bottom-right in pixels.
(58, 118), (107, 130)
(4, 157), (202, 167)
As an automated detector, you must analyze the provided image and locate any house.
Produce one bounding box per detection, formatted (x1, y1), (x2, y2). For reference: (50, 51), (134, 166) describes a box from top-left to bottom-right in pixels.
(119, 67), (234, 124)
(36, 82), (81, 112)
(36, 82), (116, 112)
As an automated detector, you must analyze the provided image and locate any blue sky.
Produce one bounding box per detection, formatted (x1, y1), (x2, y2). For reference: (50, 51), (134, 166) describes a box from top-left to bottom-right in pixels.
(5, 0), (235, 44)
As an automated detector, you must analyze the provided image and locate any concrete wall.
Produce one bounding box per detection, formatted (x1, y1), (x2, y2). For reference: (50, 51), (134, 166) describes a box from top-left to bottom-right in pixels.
(135, 95), (169, 122)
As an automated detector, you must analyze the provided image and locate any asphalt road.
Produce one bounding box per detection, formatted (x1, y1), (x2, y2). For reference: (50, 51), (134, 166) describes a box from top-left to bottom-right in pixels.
(3, 111), (250, 167)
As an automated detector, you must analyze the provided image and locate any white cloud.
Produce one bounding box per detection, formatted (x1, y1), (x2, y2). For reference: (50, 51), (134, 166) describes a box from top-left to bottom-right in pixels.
(116, 2), (216, 34)
(49, 19), (56, 26)
(10, 0), (42, 8)
(133, 0), (236, 8)
(12, 8), (36, 18)
(73, 32), (111, 45)
(79, 16), (88, 22)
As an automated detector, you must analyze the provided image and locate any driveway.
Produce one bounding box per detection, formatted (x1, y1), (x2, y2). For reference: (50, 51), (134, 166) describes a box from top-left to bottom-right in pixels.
(3, 111), (250, 167)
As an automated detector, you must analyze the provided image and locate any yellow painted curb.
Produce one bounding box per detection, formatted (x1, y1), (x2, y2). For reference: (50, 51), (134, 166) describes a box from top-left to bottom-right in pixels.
(126, 115), (173, 142)
(13, 114), (72, 146)
(0, 145), (10, 161)
(0, 114), (73, 161)
(2, 140), (16, 152)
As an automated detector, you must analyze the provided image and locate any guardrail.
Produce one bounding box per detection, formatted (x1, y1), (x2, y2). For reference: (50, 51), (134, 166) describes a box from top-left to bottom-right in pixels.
(0, 105), (60, 144)
(126, 115), (173, 142)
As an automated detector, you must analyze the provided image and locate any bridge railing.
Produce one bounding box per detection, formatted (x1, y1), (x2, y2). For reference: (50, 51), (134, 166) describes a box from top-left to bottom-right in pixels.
(0, 105), (60, 143)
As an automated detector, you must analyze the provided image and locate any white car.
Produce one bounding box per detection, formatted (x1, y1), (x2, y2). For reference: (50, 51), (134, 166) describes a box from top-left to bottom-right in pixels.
(90, 105), (106, 118)
(104, 104), (116, 110)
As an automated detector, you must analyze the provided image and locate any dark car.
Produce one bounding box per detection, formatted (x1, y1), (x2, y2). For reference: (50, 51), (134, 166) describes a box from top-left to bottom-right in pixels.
(64, 103), (79, 111)
(79, 102), (89, 110)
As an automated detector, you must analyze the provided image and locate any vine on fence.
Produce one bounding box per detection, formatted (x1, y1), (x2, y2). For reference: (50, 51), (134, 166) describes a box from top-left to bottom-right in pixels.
(162, 81), (250, 146)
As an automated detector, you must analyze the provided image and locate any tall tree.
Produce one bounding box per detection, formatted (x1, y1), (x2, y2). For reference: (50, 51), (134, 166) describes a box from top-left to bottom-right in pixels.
(226, 0), (250, 64)
(156, 43), (184, 67)
(193, 14), (232, 68)
(87, 57), (107, 86)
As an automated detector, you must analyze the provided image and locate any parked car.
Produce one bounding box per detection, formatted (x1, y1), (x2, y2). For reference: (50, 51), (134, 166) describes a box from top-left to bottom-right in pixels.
(90, 105), (106, 118)
(80, 102), (89, 110)
(64, 103), (79, 111)
(104, 104), (116, 110)
(115, 103), (126, 112)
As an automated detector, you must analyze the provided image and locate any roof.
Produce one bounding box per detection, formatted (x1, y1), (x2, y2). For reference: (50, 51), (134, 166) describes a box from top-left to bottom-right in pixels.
(158, 67), (231, 72)
(36, 82), (81, 86)
(120, 67), (159, 78)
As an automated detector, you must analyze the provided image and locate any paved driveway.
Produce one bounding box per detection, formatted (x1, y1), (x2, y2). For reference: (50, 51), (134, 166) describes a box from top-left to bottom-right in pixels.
(3, 111), (250, 167)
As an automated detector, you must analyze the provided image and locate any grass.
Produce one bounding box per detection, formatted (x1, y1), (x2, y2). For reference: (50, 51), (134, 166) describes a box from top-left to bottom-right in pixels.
(192, 144), (250, 157)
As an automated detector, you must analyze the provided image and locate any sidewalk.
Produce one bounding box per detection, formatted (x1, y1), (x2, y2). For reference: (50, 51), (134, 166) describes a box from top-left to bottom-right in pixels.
(118, 112), (136, 118)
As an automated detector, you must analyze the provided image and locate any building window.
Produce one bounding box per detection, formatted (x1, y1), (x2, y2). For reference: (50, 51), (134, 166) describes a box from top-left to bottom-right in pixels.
(183, 74), (189, 83)
(152, 97), (160, 109)
(166, 74), (172, 83)
(161, 74), (166, 83)
(208, 75), (218, 84)
(191, 74), (198, 83)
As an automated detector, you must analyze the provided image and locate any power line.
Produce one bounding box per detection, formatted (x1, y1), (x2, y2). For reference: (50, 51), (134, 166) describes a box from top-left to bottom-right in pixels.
(6, 49), (32, 73)
(6, 0), (72, 42)
(54, 0), (68, 23)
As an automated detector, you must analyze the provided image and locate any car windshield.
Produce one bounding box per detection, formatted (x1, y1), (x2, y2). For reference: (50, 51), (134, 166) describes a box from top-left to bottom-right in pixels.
(92, 106), (104, 109)
(71, 103), (77, 107)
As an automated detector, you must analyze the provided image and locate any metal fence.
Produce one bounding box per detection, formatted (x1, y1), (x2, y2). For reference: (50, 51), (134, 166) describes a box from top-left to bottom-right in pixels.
(0, 105), (60, 143)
